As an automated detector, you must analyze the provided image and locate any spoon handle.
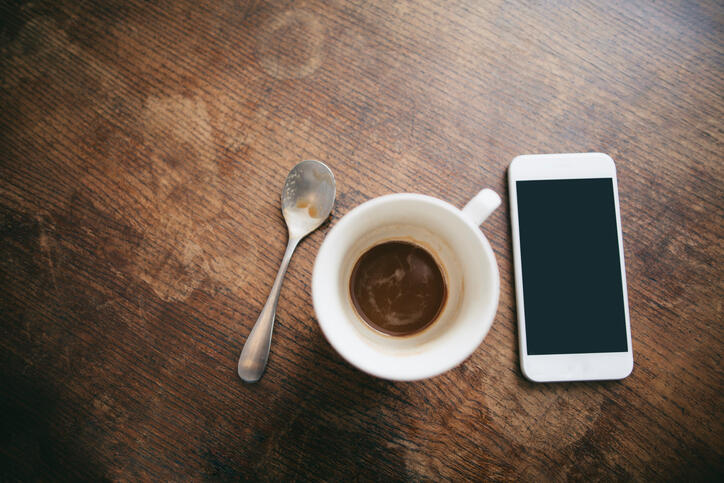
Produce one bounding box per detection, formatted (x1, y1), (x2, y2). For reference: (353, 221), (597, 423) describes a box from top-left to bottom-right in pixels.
(238, 236), (300, 382)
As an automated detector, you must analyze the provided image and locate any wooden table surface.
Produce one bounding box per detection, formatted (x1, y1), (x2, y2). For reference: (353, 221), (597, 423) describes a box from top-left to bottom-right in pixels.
(1, 0), (722, 480)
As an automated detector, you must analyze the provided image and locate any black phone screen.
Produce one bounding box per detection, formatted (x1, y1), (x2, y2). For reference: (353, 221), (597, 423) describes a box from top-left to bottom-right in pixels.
(516, 178), (628, 355)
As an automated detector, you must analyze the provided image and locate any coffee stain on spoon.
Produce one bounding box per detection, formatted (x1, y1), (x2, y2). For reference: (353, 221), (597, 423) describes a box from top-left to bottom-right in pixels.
(296, 199), (319, 218)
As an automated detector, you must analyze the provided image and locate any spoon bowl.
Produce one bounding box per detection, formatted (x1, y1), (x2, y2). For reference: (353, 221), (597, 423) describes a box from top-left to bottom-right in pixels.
(282, 160), (336, 238)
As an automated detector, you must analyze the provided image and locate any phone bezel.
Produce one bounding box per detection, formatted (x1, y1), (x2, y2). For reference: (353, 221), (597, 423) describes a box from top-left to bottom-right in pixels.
(509, 153), (633, 382)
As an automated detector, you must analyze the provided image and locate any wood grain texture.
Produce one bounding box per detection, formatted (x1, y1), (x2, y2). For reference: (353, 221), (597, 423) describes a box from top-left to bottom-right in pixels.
(1, 0), (722, 480)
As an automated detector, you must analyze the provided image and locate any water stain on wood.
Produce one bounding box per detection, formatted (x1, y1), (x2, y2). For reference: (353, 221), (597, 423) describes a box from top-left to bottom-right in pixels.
(255, 9), (325, 80)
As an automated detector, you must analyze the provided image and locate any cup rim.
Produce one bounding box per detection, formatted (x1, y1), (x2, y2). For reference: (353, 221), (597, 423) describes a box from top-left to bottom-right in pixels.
(312, 193), (499, 381)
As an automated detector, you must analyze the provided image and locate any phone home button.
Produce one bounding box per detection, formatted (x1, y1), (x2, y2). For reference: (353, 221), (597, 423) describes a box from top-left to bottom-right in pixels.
(564, 361), (580, 381)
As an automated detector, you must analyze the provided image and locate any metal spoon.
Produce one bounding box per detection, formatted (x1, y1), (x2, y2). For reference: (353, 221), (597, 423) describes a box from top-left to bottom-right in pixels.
(237, 160), (336, 382)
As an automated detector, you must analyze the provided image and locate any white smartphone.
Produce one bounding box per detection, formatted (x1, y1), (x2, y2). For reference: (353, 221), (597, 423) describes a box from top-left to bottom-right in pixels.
(508, 153), (633, 382)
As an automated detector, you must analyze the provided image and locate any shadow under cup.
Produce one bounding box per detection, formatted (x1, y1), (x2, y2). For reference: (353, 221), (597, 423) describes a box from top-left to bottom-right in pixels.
(313, 194), (499, 381)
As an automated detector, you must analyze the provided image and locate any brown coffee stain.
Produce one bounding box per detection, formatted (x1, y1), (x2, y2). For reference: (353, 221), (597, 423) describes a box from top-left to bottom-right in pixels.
(256, 10), (325, 80)
(295, 200), (318, 218)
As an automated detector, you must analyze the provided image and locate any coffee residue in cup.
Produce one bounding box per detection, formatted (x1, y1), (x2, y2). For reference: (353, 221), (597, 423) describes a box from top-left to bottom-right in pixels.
(349, 241), (447, 336)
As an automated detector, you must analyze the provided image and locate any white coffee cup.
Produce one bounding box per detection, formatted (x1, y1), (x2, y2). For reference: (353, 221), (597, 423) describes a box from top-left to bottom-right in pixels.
(312, 189), (501, 381)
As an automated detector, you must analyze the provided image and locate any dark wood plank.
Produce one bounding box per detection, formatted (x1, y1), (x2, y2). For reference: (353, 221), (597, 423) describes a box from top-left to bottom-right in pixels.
(1, 0), (722, 480)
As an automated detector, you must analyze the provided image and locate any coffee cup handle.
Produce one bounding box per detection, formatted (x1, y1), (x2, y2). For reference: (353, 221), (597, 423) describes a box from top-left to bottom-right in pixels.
(462, 189), (501, 226)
